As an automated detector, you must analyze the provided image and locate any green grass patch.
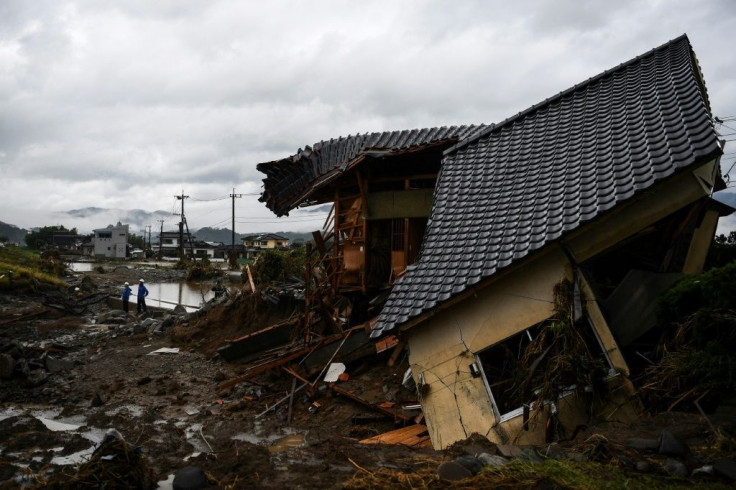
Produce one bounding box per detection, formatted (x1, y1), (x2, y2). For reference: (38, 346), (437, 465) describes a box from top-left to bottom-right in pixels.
(472, 459), (726, 490)
(344, 458), (731, 489)
(0, 245), (41, 268)
(0, 260), (67, 288)
(0, 246), (67, 289)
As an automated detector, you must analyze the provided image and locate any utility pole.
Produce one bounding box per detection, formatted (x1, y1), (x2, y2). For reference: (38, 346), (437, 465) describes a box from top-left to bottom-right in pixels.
(146, 225), (152, 255)
(175, 191), (189, 260)
(230, 188), (243, 269)
(157, 220), (164, 259)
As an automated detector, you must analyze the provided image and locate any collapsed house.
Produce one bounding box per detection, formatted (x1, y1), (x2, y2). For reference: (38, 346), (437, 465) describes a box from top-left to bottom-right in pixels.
(257, 35), (732, 449)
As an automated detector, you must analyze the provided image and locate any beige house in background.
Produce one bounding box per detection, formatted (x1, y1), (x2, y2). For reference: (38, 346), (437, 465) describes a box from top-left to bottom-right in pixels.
(242, 233), (289, 249)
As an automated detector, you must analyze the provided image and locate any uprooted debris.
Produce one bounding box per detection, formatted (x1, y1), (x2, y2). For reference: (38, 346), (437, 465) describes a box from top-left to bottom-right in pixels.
(637, 262), (736, 414)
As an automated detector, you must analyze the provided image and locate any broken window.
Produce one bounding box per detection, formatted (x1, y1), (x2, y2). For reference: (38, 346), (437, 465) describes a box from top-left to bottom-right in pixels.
(476, 324), (542, 418)
(476, 280), (614, 423)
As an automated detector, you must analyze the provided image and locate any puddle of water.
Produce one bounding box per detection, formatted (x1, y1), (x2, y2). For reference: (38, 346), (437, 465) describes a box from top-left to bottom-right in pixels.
(268, 433), (305, 453)
(157, 473), (175, 489)
(105, 404), (143, 418)
(232, 421), (305, 453)
(131, 282), (215, 312)
(37, 417), (81, 432)
(184, 423), (210, 453)
(51, 448), (92, 466)
(0, 406), (21, 422)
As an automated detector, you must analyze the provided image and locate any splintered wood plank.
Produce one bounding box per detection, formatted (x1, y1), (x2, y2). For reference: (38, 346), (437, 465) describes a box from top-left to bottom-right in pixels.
(360, 424), (432, 448)
(330, 385), (411, 422)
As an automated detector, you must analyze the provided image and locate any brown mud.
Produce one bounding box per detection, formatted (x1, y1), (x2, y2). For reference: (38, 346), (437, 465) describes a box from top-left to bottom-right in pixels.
(0, 265), (734, 488)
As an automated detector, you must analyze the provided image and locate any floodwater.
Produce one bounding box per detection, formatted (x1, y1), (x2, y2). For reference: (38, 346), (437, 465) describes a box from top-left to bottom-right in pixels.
(67, 261), (219, 311)
(131, 282), (215, 312)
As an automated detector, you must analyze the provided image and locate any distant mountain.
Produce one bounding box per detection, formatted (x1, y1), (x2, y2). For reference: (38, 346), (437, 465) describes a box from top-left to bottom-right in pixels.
(272, 231), (314, 243)
(64, 207), (171, 230)
(191, 227), (234, 244)
(0, 221), (27, 243)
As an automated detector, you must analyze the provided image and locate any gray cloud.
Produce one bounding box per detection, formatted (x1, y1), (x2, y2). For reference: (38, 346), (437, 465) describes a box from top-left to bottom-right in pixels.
(1, 0), (735, 235)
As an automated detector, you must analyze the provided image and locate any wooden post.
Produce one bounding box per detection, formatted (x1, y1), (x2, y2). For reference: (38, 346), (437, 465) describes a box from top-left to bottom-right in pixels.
(245, 264), (256, 293)
(305, 241), (312, 343)
(333, 190), (340, 291)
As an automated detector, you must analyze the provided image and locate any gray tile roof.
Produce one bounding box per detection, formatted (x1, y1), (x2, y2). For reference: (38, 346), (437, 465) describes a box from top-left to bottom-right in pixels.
(258, 126), (484, 216)
(373, 35), (723, 337)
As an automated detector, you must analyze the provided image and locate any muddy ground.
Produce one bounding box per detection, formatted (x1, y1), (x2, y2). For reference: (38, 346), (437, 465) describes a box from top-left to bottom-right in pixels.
(0, 264), (442, 489)
(1, 263), (735, 488)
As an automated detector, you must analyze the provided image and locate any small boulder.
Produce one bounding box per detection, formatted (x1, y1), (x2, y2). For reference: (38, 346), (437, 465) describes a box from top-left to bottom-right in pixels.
(658, 430), (689, 457)
(496, 444), (524, 458)
(478, 453), (508, 467)
(453, 455), (483, 475)
(713, 457), (736, 481)
(90, 392), (105, 407)
(173, 465), (209, 490)
(521, 448), (546, 463)
(437, 461), (473, 481)
(0, 353), (14, 379)
(79, 275), (96, 292)
(664, 458), (688, 477)
(625, 438), (659, 451)
(45, 356), (74, 373)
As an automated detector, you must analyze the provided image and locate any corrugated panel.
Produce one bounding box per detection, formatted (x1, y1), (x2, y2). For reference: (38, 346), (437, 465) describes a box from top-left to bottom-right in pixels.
(373, 35), (722, 337)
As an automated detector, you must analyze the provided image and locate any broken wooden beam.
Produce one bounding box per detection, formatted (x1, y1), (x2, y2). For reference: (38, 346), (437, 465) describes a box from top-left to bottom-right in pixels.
(330, 384), (412, 422)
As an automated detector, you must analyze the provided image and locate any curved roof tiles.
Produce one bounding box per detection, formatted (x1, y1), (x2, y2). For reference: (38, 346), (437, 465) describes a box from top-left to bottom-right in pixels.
(373, 35), (722, 337)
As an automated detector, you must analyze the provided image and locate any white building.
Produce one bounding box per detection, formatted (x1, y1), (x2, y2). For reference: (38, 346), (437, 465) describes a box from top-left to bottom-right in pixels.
(156, 230), (194, 256)
(93, 222), (129, 259)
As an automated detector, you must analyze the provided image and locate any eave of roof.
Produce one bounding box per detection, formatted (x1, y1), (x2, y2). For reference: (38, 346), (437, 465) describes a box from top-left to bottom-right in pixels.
(257, 126), (485, 216)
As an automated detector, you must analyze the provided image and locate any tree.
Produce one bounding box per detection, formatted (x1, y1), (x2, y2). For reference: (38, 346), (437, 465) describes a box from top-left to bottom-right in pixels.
(706, 231), (736, 269)
(250, 248), (306, 285)
(128, 233), (145, 250)
(24, 225), (78, 249)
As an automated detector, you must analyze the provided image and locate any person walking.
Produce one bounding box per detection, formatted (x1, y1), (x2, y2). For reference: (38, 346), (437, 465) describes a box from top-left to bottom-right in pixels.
(121, 282), (132, 314)
(137, 279), (149, 314)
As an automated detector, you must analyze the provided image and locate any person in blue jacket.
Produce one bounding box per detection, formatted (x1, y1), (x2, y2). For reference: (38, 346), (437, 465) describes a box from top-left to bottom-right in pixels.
(137, 279), (149, 314)
(121, 282), (132, 313)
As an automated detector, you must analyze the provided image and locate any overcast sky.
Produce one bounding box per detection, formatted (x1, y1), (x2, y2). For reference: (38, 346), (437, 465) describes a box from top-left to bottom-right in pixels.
(1, 0), (735, 237)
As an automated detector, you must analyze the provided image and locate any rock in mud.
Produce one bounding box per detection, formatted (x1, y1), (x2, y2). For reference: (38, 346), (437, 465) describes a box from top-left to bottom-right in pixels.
(453, 455), (483, 475)
(437, 461), (473, 481)
(664, 458), (688, 477)
(477, 453), (508, 467)
(45, 356), (74, 373)
(626, 437), (659, 451)
(0, 353), (14, 378)
(173, 465), (210, 489)
(714, 457), (736, 481)
(658, 430), (689, 457)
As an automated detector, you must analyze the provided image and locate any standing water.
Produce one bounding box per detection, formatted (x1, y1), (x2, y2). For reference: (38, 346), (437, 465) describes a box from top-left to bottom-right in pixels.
(131, 282), (215, 312)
